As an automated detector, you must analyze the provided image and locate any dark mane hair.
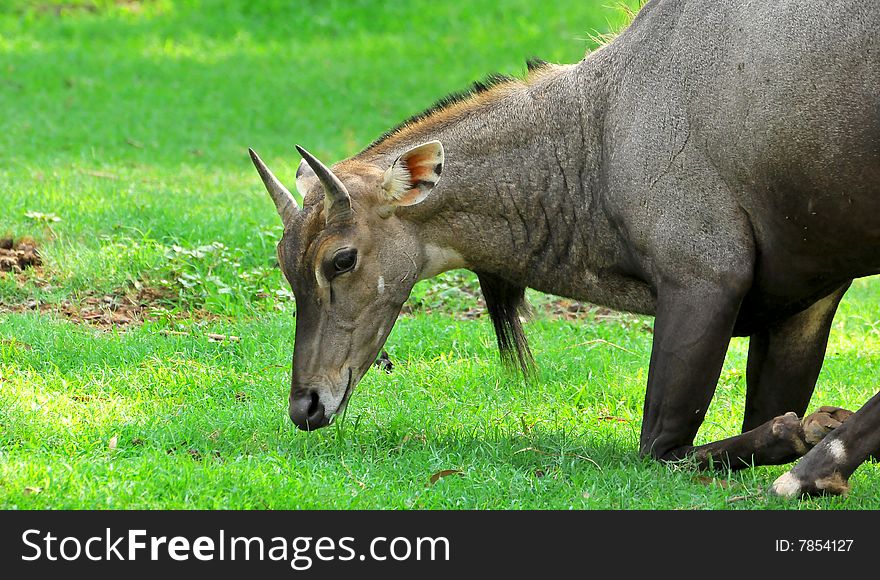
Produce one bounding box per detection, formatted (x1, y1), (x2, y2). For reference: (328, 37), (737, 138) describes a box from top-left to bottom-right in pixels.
(476, 271), (534, 377)
(363, 58), (551, 153)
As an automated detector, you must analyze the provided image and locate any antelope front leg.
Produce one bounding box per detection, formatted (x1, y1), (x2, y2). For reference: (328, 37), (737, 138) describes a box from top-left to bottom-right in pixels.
(690, 406), (854, 470)
(639, 283), (746, 461)
(772, 393), (880, 498)
(742, 283), (850, 431)
(638, 272), (856, 470)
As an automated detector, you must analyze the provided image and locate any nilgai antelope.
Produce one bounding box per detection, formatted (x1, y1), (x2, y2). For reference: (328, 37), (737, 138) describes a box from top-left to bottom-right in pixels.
(249, 0), (879, 497)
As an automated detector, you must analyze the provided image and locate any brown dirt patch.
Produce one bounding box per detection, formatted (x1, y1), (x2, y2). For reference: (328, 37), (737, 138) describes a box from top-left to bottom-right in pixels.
(1, 285), (218, 330)
(534, 298), (625, 323)
(0, 237), (41, 273)
(402, 294), (634, 324)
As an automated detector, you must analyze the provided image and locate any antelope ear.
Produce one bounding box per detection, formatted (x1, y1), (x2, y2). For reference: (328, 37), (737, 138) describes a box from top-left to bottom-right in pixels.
(381, 141), (444, 207)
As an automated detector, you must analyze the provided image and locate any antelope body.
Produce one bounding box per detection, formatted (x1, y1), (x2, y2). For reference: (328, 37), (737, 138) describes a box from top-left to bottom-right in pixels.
(250, 0), (880, 497)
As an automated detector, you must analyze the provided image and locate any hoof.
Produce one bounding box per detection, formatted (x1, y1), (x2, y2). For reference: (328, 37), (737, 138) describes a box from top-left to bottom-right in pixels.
(801, 407), (854, 446)
(770, 471), (804, 498)
(770, 469), (850, 499)
(769, 411), (810, 456)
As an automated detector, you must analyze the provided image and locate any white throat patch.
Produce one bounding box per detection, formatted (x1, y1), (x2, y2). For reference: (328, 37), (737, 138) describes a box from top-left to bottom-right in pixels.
(420, 244), (466, 280)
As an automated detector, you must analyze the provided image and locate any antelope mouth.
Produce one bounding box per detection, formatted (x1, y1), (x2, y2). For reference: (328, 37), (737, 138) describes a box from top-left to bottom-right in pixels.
(332, 368), (355, 422)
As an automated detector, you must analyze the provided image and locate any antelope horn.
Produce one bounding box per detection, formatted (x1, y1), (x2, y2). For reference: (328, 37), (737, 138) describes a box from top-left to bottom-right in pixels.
(248, 148), (299, 225)
(295, 145), (352, 222)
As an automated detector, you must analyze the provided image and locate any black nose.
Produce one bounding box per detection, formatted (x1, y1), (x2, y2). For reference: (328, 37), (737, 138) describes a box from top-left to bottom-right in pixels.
(289, 389), (327, 430)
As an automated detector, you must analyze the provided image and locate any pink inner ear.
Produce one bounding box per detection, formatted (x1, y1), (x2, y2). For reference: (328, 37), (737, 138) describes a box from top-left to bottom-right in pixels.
(403, 151), (434, 183)
(395, 186), (427, 206)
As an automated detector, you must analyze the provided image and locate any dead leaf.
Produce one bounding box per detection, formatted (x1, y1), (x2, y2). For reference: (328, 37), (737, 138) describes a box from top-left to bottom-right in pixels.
(159, 329), (190, 337)
(693, 476), (734, 489)
(597, 414), (629, 423)
(534, 469), (545, 478)
(83, 170), (118, 180)
(207, 333), (240, 342)
(403, 433), (426, 445)
(24, 486), (42, 495)
(24, 211), (61, 223)
(0, 338), (32, 350)
(108, 435), (118, 450)
(726, 493), (762, 503)
(427, 469), (463, 487)
(393, 432), (426, 453)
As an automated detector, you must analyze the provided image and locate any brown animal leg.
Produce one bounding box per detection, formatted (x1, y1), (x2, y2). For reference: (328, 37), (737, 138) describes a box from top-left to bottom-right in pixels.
(772, 393), (880, 498)
(742, 283), (850, 432)
(639, 283), (746, 461)
(690, 406), (854, 470)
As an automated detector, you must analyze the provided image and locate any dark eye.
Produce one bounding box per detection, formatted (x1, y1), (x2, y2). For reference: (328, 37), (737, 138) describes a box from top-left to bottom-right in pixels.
(332, 249), (357, 274)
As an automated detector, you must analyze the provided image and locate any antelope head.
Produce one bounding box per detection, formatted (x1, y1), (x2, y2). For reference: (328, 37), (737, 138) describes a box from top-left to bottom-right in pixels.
(249, 141), (446, 430)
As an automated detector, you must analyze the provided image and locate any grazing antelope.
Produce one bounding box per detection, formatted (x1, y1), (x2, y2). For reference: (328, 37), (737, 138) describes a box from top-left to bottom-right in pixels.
(249, 0), (880, 497)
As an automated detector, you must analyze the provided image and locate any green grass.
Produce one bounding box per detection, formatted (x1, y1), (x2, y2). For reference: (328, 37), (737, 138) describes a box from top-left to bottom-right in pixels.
(2, 0), (879, 509)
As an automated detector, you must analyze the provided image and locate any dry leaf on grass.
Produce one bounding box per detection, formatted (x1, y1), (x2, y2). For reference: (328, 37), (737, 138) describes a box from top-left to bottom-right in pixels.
(0, 338), (32, 350)
(161, 331), (242, 343)
(83, 170), (118, 180)
(207, 333), (240, 342)
(159, 330), (190, 336)
(24, 486), (42, 495)
(597, 415), (629, 423)
(427, 469), (463, 487)
(693, 476), (735, 489)
(393, 432), (427, 452)
(108, 435), (118, 450)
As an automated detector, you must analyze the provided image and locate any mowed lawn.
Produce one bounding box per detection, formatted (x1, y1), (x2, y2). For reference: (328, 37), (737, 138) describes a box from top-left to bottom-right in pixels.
(2, 0), (879, 509)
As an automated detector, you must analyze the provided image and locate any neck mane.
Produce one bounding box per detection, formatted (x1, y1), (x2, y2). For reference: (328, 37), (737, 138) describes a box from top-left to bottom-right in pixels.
(362, 59), (551, 157)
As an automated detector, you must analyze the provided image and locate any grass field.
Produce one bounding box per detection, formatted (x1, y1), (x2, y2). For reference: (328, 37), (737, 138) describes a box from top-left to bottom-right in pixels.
(2, 0), (879, 509)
